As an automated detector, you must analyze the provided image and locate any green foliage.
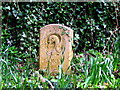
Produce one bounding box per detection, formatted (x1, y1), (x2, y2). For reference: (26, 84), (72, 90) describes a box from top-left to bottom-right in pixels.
(2, 2), (120, 55)
(1, 2), (120, 88)
(1, 49), (120, 88)
(72, 49), (120, 88)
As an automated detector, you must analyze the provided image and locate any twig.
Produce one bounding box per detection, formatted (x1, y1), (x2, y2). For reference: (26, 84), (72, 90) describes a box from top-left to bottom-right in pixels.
(103, 2), (119, 53)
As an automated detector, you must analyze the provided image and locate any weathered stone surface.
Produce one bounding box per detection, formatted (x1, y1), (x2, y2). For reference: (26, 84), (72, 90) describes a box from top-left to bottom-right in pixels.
(39, 24), (73, 73)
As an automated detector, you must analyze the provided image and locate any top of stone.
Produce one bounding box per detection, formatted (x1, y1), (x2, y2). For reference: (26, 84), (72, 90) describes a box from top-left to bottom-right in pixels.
(40, 24), (73, 31)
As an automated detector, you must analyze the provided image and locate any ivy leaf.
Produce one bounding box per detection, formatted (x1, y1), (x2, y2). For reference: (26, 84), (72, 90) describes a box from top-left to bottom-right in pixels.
(4, 6), (10, 10)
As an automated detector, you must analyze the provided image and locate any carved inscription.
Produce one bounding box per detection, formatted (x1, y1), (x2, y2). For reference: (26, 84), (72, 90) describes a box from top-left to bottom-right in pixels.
(47, 34), (62, 53)
(39, 24), (73, 73)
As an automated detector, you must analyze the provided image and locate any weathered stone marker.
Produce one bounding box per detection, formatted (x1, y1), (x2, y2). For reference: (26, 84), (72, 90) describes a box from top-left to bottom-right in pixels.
(39, 24), (73, 73)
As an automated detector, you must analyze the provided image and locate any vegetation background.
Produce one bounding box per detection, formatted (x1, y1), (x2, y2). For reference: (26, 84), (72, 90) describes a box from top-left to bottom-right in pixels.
(1, 2), (120, 88)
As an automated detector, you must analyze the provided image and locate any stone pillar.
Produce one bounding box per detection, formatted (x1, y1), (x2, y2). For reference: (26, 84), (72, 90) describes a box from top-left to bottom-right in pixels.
(39, 24), (73, 73)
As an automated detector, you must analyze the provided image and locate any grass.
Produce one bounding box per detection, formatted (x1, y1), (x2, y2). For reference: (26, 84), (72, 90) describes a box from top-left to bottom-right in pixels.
(1, 47), (120, 88)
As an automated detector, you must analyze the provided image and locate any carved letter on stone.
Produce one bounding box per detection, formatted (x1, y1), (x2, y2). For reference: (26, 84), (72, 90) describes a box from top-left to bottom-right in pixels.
(39, 24), (73, 73)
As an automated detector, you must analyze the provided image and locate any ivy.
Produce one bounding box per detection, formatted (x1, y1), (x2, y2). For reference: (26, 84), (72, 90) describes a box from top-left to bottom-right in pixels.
(2, 2), (120, 58)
